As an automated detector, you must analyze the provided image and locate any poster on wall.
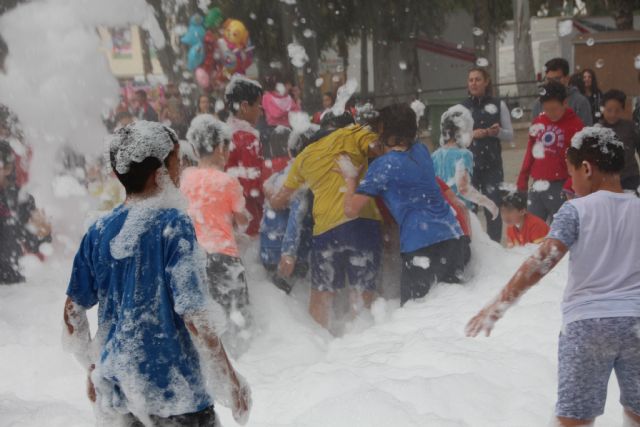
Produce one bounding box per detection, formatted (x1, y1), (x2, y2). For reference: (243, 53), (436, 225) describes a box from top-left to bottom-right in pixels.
(110, 27), (133, 59)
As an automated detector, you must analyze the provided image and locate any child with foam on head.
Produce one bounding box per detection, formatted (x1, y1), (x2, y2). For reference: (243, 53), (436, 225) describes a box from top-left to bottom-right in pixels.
(500, 191), (549, 248)
(63, 121), (251, 426)
(432, 104), (500, 221)
(467, 126), (640, 427)
(260, 121), (315, 295)
(518, 80), (584, 222)
(339, 103), (465, 306)
(180, 114), (253, 356)
(224, 75), (265, 237)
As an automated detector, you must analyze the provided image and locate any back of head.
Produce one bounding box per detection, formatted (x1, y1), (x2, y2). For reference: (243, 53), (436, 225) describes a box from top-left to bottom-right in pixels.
(439, 104), (474, 147)
(545, 58), (570, 77)
(109, 121), (178, 194)
(540, 80), (568, 104)
(320, 111), (355, 131)
(500, 191), (527, 210)
(567, 126), (625, 173)
(568, 73), (586, 95)
(377, 103), (417, 147)
(186, 114), (231, 160)
(224, 75), (263, 114)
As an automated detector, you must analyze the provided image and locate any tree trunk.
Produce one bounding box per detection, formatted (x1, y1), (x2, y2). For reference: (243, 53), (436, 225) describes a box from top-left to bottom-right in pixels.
(512, 0), (536, 98)
(612, 0), (634, 30)
(472, 0), (498, 87)
(139, 28), (153, 79)
(146, 0), (178, 83)
(547, 0), (564, 16)
(360, 27), (369, 97)
(298, 28), (321, 111)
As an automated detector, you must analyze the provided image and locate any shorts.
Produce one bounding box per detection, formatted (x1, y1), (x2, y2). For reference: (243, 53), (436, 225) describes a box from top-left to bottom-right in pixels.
(400, 236), (470, 306)
(123, 405), (217, 426)
(311, 218), (382, 292)
(556, 317), (640, 420)
(205, 253), (249, 315)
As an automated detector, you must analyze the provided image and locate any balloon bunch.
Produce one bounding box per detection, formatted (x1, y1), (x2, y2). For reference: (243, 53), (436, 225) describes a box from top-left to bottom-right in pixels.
(181, 7), (254, 90)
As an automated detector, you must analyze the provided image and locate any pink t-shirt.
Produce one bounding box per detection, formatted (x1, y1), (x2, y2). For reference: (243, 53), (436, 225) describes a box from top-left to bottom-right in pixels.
(180, 167), (245, 257)
(262, 91), (301, 127)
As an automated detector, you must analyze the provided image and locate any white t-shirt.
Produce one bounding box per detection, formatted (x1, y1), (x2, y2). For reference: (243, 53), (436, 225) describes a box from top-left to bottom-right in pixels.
(548, 191), (640, 326)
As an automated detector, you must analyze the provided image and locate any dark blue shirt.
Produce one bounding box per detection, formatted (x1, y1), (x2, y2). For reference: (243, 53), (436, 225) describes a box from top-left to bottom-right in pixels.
(357, 143), (462, 253)
(66, 205), (212, 417)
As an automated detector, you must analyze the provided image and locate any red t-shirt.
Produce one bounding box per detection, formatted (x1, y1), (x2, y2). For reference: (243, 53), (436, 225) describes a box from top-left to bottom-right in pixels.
(506, 213), (550, 247)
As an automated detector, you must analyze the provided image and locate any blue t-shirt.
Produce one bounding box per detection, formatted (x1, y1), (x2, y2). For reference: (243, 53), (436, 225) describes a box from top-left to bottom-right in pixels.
(357, 143), (462, 253)
(431, 146), (474, 205)
(66, 205), (212, 417)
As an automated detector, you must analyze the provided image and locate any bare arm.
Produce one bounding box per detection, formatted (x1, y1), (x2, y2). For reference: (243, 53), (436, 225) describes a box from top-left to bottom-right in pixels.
(62, 297), (95, 402)
(185, 313), (251, 425)
(269, 186), (296, 211)
(466, 238), (568, 337)
(343, 177), (372, 219)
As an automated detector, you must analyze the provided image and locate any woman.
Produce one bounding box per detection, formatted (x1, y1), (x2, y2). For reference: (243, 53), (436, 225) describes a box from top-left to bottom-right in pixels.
(582, 68), (603, 123)
(261, 71), (300, 128)
(196, 94), (212, 115)
(461, 67), (513, 243)
(338, 103), (465, 305)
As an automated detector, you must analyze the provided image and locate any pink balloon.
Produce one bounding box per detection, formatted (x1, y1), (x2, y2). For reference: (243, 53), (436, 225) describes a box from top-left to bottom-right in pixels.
(195, 67), (210, 88)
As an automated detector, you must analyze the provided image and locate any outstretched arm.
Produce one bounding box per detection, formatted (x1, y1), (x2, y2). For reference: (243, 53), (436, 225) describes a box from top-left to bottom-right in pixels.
(456, 166), (499, 220)
(185, 313), (251, 425)
(466, 238), (568, 337)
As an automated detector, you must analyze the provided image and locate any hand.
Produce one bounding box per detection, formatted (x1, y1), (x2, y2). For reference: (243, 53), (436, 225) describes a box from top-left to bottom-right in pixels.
(472, 129), (488, 139)
(87, 364), (96, 403)
(230, 372), (251, 425)
(278, 255), (296, 278)
(465, 300), (509, 337)
(29, 209), (51, 239)
(487, 124), (500, 137)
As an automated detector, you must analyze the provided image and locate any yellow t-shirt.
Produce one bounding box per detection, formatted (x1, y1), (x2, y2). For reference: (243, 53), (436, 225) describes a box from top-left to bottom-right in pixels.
(284, 124), (382, 236)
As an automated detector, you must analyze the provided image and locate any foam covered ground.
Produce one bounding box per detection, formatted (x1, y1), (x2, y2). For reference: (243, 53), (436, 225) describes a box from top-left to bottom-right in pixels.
(0, 218), (625, 427)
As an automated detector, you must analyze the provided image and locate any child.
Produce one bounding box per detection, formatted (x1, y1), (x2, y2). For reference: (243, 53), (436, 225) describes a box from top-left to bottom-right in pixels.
(599, 89), (640, 192)
(63, 121), (250, 426)
(180, 114), (252, 355)
(224, 75), (264, 236)
(260, 127), (314, 294)
(432, 104), (499, 220)
(338, 104), (464, 306)
(500, 191), (549, 247)
(518, 80), (584, 222)
(467, 126), (640, 427)
(0, 140), (51, 284)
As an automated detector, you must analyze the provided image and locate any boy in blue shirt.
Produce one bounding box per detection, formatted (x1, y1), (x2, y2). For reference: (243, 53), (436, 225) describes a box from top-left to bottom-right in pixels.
(339, 103), (465, 306)
(432, 104), (499, 220)
(260, 127), (314, 294)
(62, 121), (250, 426)
(467, 127), (640, 427)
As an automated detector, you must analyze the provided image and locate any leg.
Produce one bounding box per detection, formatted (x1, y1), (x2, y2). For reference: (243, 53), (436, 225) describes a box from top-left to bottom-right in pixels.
(555, 417), (594, 426)
(481, 167), (504, 243)
(614, 318), (640, 426)
(400, 247), (437, 305)
(528, 189), (548, 223)
(309, 289), (334, 329)
(544, 181), (566, 220)
(345, 219), (381, 314)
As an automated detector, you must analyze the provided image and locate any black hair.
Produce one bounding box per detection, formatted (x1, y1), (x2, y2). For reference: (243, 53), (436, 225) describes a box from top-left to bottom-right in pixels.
(582, 68), (600, 94)
(323, 91), (335, 103)
(263, 69), (282, 92)
(500, 191), (527, 211)
(568, 73), (586, 95)
(135, 89), (147, 100)
(320, 111), (355, 130)
(544, 58), (570, 77)
(566, 131), (625, 173)
(0, 104), (23, 140)
(602, 89), (626, 109)
(0, 139), (16, 169)
(225, 79), (263, 114)
(109, 125), (178, 195)
(377, 103), (417, 147)
(540, 80), (568, 104)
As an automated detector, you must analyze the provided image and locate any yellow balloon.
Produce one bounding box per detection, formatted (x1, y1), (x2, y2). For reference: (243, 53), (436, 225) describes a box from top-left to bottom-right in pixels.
(223, 19), (249, 48)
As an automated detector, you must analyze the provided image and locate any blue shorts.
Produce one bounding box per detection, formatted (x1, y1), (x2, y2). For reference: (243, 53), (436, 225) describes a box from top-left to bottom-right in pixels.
(556, 317), (640, 420)
(311, 219), (382, 292)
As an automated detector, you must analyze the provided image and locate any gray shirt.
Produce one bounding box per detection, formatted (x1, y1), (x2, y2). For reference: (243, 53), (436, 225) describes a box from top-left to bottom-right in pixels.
(532, 86), (593, 126)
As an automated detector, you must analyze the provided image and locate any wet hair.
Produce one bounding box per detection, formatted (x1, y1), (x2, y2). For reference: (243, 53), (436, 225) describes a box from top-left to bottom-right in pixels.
(567, 128), (625, 173)
(468, 67), (493, 96)
(568, 73), (585, 95)
(582, 68), (600, 93)
(540, 80), (568, 104)
(500, 191), (527, 211)
(186, 115), (230, 159)
(602, 89), (626, 109)
(377, 103), (417, 147)
(544, 58), (570, 77)
(320, 111), (355, 130)
(135, 89), (148, 100)
(224, 78), (263, 114)
(109, 125), (178, 194)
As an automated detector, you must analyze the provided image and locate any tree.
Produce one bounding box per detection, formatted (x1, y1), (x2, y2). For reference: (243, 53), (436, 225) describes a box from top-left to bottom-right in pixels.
(512, 0), (536, 97)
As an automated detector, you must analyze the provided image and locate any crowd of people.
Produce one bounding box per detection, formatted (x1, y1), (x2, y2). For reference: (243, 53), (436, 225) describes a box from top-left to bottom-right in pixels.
(0, 51), (638, 426)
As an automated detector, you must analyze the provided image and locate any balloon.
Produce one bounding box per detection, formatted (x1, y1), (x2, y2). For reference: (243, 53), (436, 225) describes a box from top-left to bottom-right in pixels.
(195, 67), (210, 89)
(187, 44), (204, 71)
(181, 14), (206, 70)
(222, 19), (249, 49)
(202, 30), (218, 73)
(205, 7), (223, 29)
